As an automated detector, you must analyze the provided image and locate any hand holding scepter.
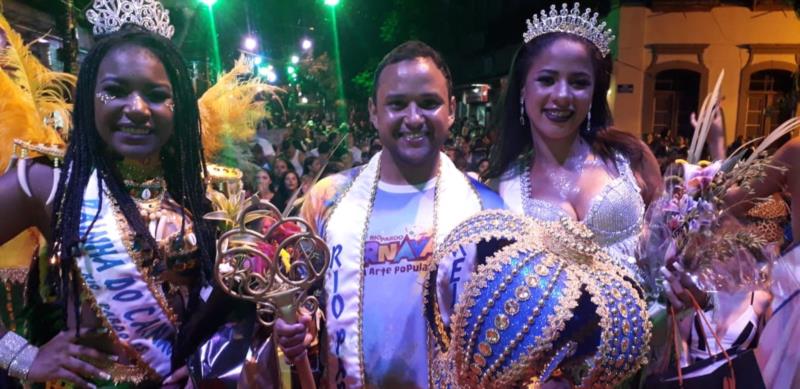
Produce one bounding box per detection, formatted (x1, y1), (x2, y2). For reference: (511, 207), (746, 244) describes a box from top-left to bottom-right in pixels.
(207, 192), (329, 389)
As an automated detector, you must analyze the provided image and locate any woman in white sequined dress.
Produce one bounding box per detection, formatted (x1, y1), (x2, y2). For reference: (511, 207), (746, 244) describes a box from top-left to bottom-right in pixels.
(487, 31), (662, 284)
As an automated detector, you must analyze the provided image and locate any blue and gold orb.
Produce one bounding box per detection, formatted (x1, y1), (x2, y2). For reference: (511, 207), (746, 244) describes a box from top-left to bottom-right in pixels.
(426, 210), (650, 388)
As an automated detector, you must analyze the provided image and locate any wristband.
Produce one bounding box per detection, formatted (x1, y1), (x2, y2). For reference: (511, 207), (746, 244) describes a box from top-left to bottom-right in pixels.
(0, 332), (28, 370)
(8, 343), (38, 380)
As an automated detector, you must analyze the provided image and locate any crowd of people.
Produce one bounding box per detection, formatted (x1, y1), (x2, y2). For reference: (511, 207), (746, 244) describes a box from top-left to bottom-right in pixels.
(1, 0), (799, 388)
(243, 111), (500, 215)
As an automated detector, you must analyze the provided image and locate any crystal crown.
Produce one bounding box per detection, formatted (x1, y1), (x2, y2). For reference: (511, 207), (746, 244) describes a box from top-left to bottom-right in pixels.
(523, 2), (615, 57)
(86, 0), (175, 39)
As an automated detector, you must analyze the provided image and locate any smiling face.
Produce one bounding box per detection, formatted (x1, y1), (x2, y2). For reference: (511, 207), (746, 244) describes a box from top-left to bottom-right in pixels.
(369, 57), (455, 172)
(522, 38), (594, 143)
(94, 44), (174, 161)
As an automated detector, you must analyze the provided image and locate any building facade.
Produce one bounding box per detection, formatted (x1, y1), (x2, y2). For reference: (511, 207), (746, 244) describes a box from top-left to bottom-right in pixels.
(614, 1), (800, 142)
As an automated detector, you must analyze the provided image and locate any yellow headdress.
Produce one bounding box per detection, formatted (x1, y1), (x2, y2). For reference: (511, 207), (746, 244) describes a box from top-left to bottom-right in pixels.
(0, 13), (75, 285)
(199, 56), (282, 164)
(0, 13), (75, 172)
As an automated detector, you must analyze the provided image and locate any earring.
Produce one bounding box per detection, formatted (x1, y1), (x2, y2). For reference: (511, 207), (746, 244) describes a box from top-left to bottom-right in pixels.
(520, 97), (526, 126)
(166, 101), (175, 112)
(585, 106), (592, 134)
(96, 91), (114, 105)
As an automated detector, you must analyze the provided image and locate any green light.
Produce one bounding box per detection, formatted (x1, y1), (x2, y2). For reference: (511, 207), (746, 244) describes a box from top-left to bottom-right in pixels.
(287, 65), (296, 75)
(324, 0), (339, 6)
(258, 67), (269, 76)
(291, 55), (300, 64)
(203, 3), (221, 83)
(328, 4), (346, 120)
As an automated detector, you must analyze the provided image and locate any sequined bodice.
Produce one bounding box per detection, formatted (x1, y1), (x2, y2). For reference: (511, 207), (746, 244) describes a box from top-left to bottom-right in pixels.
(510, 153), (645, 280)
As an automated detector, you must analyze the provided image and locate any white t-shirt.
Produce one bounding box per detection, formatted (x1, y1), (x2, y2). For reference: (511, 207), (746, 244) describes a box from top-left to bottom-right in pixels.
(255, 136), (275, 157)
(362, 179), (444, 388)
(349, 146), (363, 164)
(291, 149), (304, 176)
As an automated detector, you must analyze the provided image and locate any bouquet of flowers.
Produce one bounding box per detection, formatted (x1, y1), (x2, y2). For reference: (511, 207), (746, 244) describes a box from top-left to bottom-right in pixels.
(205, 187), (304, 276)
(642, 71), (796, 294)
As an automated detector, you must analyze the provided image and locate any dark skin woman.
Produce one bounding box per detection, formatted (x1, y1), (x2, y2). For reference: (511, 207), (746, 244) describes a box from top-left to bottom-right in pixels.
(0, 26), (216, 388)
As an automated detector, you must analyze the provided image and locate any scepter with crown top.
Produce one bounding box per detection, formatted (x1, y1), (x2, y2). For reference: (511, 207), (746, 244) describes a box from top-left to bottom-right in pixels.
(206, 188), (329, 389)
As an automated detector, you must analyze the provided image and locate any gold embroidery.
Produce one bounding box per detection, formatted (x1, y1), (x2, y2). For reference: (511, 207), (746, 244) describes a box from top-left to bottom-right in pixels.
(75, 266), (159, 383)
(104, 189), (180, 325)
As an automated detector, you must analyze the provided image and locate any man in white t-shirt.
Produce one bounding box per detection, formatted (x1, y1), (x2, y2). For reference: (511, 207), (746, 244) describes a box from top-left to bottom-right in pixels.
(347, 132), (363, 165)
(255, 121), (276, 158)
(275, 41), (503, 388)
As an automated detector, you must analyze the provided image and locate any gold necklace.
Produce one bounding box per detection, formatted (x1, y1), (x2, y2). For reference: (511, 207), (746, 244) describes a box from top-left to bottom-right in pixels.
(351, 158), (442, 386)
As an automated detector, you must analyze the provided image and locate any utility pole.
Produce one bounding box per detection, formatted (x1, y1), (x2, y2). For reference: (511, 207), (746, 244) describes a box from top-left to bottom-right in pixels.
(57, 0), (78, 74)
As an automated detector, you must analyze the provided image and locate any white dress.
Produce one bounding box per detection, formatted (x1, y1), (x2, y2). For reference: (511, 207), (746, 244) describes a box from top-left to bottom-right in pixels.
(756, 243), (800, 389)
(497, 153), (646, 283)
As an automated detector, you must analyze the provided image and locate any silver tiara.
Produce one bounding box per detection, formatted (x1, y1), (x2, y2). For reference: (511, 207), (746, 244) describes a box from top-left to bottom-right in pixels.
(523, 2), (615, 57)
(86, 0), (175, 39)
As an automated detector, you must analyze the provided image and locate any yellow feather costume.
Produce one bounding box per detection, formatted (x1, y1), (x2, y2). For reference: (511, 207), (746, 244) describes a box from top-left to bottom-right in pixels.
(199, 56), (281, 163)
(0, 13), (74, 298)
(199, 56), (282, 195)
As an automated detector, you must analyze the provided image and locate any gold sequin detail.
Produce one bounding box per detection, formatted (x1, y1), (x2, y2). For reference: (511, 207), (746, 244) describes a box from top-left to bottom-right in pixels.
(478, 342), (493, 357)
(486, 328), (500, 344)
(535, 263), (550, 276)
(515, 285), (531, 301)
(504, 299), (520, 315)
(495, 314), (510, 330)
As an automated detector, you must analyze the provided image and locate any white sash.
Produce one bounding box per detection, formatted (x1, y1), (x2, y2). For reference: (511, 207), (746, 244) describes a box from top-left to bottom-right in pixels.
(323, 152), (482, 388)
(76, 172), (176, 379)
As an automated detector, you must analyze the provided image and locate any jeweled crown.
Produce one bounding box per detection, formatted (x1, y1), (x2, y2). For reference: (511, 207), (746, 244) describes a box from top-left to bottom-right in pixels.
(86, 0), (175, 39)
(523, 2), (615, 57)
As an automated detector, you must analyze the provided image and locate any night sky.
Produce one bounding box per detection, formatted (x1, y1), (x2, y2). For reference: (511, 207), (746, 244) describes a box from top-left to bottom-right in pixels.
(22, 0), (620, 97)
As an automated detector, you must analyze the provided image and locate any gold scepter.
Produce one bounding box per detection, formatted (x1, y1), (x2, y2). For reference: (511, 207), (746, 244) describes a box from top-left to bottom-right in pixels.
(207, 191), (329, 389)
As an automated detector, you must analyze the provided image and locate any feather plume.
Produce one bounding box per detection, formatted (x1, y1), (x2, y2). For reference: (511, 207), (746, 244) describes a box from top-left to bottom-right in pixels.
(0, 13), (75, 171)
(688, 70), (724, 164)
(744, 116), (800, 164)
(198, 56), (283, 164)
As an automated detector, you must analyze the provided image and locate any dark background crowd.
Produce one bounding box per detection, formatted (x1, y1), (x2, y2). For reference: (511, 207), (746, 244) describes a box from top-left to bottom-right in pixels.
(244, 107), (495, 211)
(244, 102), (789, 213)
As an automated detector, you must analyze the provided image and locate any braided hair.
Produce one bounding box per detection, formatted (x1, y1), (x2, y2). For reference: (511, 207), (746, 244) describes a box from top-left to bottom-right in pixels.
(50, 25), (215, 329)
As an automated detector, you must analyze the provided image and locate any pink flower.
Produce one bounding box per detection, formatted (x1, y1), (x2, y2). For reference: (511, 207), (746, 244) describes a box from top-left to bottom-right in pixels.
(682, 161), (721, 195)
(248, 241), (276, 274)
(260, 217), (303, 243)
(667, 214), (683, 231)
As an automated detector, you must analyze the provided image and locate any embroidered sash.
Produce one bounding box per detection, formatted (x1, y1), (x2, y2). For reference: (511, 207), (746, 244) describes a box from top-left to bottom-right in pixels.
(322, 152), (482, 387)
(76, 172), (176, 379)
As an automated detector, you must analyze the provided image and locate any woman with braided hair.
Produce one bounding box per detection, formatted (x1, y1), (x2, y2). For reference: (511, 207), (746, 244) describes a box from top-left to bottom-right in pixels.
(0, 24), (218, 387)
